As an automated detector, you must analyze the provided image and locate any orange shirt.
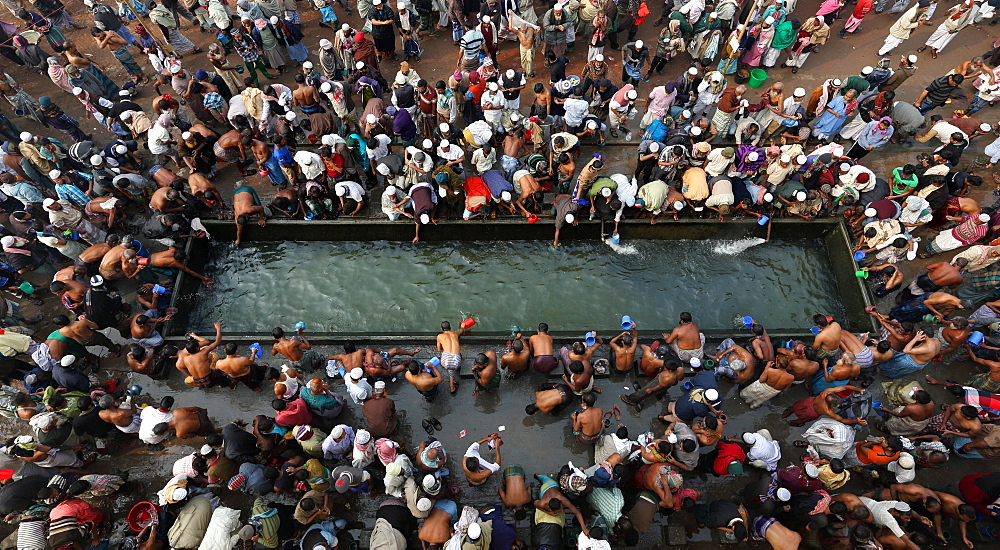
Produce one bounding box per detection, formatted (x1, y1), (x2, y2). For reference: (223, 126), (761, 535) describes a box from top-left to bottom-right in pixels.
(857, 443), (898, 465)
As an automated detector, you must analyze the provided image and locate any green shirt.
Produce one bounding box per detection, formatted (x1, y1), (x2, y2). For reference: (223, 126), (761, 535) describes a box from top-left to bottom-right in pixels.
(891, 167), (919, 194)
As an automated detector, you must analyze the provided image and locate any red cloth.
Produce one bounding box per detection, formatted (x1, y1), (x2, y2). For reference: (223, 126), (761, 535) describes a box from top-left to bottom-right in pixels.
(959, 473), (999, 515)
(50, 498), (105, 526)
(790, 396), (819, 423)
(463, 176), (492, 199)
(275, 398), (313, 427)
(712, 442), (747, 476)
(851, 0), (873, 18)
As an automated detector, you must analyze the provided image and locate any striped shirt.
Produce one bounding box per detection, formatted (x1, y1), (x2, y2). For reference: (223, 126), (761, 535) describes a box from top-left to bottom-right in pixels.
(234, 38), (260, 63)
(55, 183), (89, 207)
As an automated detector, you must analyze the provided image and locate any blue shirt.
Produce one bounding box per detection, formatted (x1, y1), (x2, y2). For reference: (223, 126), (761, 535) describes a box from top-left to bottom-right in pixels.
(55, 183), (89, 207)
(2, 181), (43, 205)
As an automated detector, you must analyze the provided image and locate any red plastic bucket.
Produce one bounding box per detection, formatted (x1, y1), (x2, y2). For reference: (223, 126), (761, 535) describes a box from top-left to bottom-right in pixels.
(127, 501), (160, 532)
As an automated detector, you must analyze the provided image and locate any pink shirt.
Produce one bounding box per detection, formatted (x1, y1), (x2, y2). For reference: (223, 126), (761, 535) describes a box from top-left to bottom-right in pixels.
(647, 86), (676, 118)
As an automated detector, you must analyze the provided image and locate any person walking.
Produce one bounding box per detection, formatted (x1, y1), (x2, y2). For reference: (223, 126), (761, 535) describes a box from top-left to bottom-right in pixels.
(877, 0), (929, 56)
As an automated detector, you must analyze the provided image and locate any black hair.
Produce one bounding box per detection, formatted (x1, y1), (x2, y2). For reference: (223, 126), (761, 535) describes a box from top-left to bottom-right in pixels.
(829, 458), (845, 474)
(475, 353), (489, 366)
(914, 390), (931, 404)
(732, 523), (747, 541)
(159, 396), (174, 409)
(441, 321), (451, 331)
(681, 439), (696, 452)
(539, 323), (549, 333)
(533, 83), (544, 93)
(465, 457), (480, 471)
(525, 403), (539, 415)
(876, 340), (892, 353)
(225, 342), (238, 355)
(961, 405), (979, 418)
(679, 312), (692, 323)
(153, 422), (169, 435)
(569, 360), (584, 374)
(272, 399), (287, 411)
(272, 327), (285, 339)
(299, 498), (315, 510)
(582, 392), (597, 407)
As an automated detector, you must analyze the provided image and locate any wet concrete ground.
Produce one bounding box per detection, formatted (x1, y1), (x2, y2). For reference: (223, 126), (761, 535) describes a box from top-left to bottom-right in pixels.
(0, 0), (998, 547)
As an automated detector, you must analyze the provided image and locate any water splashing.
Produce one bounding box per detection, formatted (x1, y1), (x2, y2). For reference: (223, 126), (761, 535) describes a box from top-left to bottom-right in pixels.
(712, 237), (767, 256)
(606, 241), (639, 255)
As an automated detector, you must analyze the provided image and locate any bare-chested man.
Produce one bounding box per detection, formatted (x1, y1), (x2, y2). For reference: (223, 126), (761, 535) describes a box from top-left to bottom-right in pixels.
(809, 353), (860, 395)
(525, 381), (574, 415)
(880, 330), (940, 379)
(91, 29), (146, 84)
(609, 324), (638, 372)
(561, 336), (602, 373)
(571, 392), (604, 444)
(776, 344), (820, 382)
(327, 342), (365, 373)
(405, 359), (444, 402)
(272, 325), (322, 372)
(811, 314), (843, 363)
(869, 309), (916, 351)
(620, 358), (683, 411)
(176, 322), (228, 388)
(292, 73), (323, 113)
(897, 259), (967, 303)
(216, 130), (254, 175)
(751, 517), (801, 550)
(498, 463), (531, 514)
(712, 339), (756, 385)
(216, 342), (266, 391)
(97, 394), (141, 435)
(50, 280), (87, 314)
(932, 490), (977, 548)
(472, 351), (499, 395)
(877, 387), (934, 435)
(501, 334), (530, 374)
(131, 313), (169, 349)
(149, 187), (187, 214)
(563, 359), (599, 396)
(77, 236), (115, 278)
(126, 344), (160, 376)
(149, 246), (211, 284)
(436, 320), (465, 393)
(783, 385), (869, 427)
(664, 312), (704, 362)
(513, 169), (542, 218)
(53, 314), (119, 356)
(419, 498), (458, 550)
(171, 406), (215, 438)
(187, 172), (226, 214)
(638, 342), (670, 377)
(363, 346), (420, 378)
(98, 239), (129, 280)
(234, 185), (266, 246)
(271, 365), (303, 400)
(529, 322), (558, 374)
(841, 330), (876, 369)
(740, 360), (793, 409)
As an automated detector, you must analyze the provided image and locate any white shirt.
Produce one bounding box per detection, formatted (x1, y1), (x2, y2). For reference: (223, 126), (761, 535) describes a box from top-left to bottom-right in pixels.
(293, 151), (324, 180)
(859, 497), (907, 538)
(481, 91), (505, 124)
(147, 124), (172, 155)
(929, 120), (966, 144)
(472, 148), (496, 173)
(346, 378), (373, 405)
(138, 407), (173, 444)
(437, 145), (463, 162)
(335, 181), (365, 202)
(564, 97), (590, 127)
(367, 134), (392, 161)
(464, 442), (500, 472)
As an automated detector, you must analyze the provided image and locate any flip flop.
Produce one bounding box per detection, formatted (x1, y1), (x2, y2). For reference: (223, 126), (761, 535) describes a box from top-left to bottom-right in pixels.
(792, 440), (810, 448)
(620, 394), (635, 406)
(430, 417), (443, 431)
(421, 419), (434, 435)
(612, 404), (621, 421)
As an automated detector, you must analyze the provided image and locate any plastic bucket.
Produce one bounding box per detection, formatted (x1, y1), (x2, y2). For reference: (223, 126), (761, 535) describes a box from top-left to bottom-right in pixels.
(853, 251), (866, 261)
(621, 315), (634, 329)
(855, 270), (869, 278)
(969, 331), (986, 346)
(872, 400), (887, 417)
(757, 215), (770, 225)
(742, 316), (754, 328)
(127, 501), (160, 532)
(585, 331), (596, 346)
(734, 68), (751, 84)
(460, 318), (476, 329)
(748, 69), (768, 89)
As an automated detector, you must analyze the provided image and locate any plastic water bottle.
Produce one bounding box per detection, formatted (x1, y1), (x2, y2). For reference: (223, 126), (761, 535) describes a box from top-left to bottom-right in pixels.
(249, 343), (262, 359)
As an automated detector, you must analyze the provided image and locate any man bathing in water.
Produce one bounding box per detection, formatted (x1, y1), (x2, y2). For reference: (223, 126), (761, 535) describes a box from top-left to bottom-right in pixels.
(530, 323), (558, 374)
(234, 185), (267, 246)
(216, 342), (267, 391)
(405, 359), (444, 402)
(812, 314), (843, 363)
(664, 312), (704, 362)
(272, 325), (323, 372)
(526, 381), (575, 415)
(609, 322), (638, 372)
(501, 333), (530, 374)
(176, 322), (228, 388)
(712, 338), (756, 385)
(436, 320), (465, 394)
(571, 392), (605, 444)
(327, 342), (421, 378)
(621, 357), (684, 410)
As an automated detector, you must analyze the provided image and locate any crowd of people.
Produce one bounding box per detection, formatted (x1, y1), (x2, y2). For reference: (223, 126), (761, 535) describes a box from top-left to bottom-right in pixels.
(0, 0), (998, 546)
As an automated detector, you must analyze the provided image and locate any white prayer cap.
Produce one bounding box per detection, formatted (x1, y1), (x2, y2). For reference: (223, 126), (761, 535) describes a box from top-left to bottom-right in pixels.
(690, 127), (702, 136)
(674, 201), (684, 210)
(376, 163), (391, 175)
(440, 139), (450, 148)
(626, 89), (637, 100)
(422, 138), (434, 148)
(832, 78), (842, 87)
(468, 524), (482, 541)
(366, 114), (378, 124)
(795, 154), (807, 164)
(840, 162), (851, 171)
(303, 61), (313, 69)
(419, 213), (431, 224)
(796, 191), (807, 201)
(417, 498), (432, 511)
(373, 0), (382, 5)
(181, 131), (193, 140)
(764, 16), (774, 24)
(320, 38), (333, 48)
(666, 433), (678, 443)
(776, 488), (791, 501)
(586, 119), (597, 130)
(19, 132), (31, 142)
(864, 208), (877, 217)
(705, 388), (719, 402)
(601, 187), (612, 197)
(71, 87), (83, 95)
(342, 23), (351, 31)
(690, 357), (701, 368)
(384, 185), (398, 196)
(270, 15), (279, 23)
(805, 463), (820, 478)
(489, 82), (499, 91)
(780, 154), (790, 163)
(793, 87), (806, 97)
(169, 64), (181, 73)
(595, 54), (604, 61)
(90, 155), (103, 166)
(634, 40), (643, 49)
(356, 61), (365, 70)
(681, 110), (692, 118)
(565, 213), (575, 224)
(200, 444), (213, 455)
(763, 192), (773, 202)
(907, 54), (918, 63)
(711, 73), (723, 82)
(48, 169), (62, 179)
(981, 123), (993, 132)
(119, 89), (131, 97)
(687, 67), (698, 76)
(500, 190), (511, 201)
(320, 82), (332, 92)
(746, 151), (758, 161)
(397, 1), (406, 7)
(396, 74), (407, 85)
(115, 144), (128, 154)
(649, 142), (661, 152)
(861, 66), (873, 75)
(979, 213), (991, 222)
(60, 355), (76, 367)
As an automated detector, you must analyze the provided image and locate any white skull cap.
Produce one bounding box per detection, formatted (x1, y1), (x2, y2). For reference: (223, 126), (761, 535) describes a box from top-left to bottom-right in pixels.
(417, 497), (432, 511)
(688, 67), (698, 75)
(506, 69), (515, 78)
(908, 54), (918, 63)
(690, 357), (701, 367)
(705, 388), (719, 401)
(320, 38), (333, 48)
(795, 154), (807, 164)
(60, 355), (76, 367)
(270, 15), (278, 23)
(595, 54), (604, 61)
(48, 169), (62, 179)
(397, 1), (406, 7)
(796, 191), (807, 201)
(764, 16), (774, 24)
(71, 87), (83, 95)
(320, 82), (332, 92)
(780, 154), (790, 163)
(439, 122), (449, 132)
(356, 61), (365, 70)
(601, 187), (612, 197)
(981, 123), (993, 132)
(747, 151), (757, 161)
(793, 87), (806, 97)
(864, 208), (878, 218)
(861, 66), (873, 74)
(764, 192), (774, 202)
(649, 142), (661, 152)
(776, 488), (791, 501)
(805, 463), (820, 478)
(681, 110), (692, 118)
(673, 201), (684, 210)
(565, 213), (575, 224)
(90, 155), (103, 165)
(440, 139), (450, 148)
(396, 74), (406, 85)
(832, 78), (842, 87)
(691, 127), (702, 136)
(500, 190), (511, 201)
(626, 89), (637, 100)
(422, 138), (434, 148)
(285, 111), (296, 121)
(115, 144), (128, 154)
(384, 185), (397, 196)
(19, 132), (31, 142)
(489, 82), (499, 91)
(376, 163), (391, 175)
(366, 114), (377, 124)
(635, 40), (643, 49)
(420, 213), (431, 224)
(342, 23), (351, 30)
(303, 61), (313, 69)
